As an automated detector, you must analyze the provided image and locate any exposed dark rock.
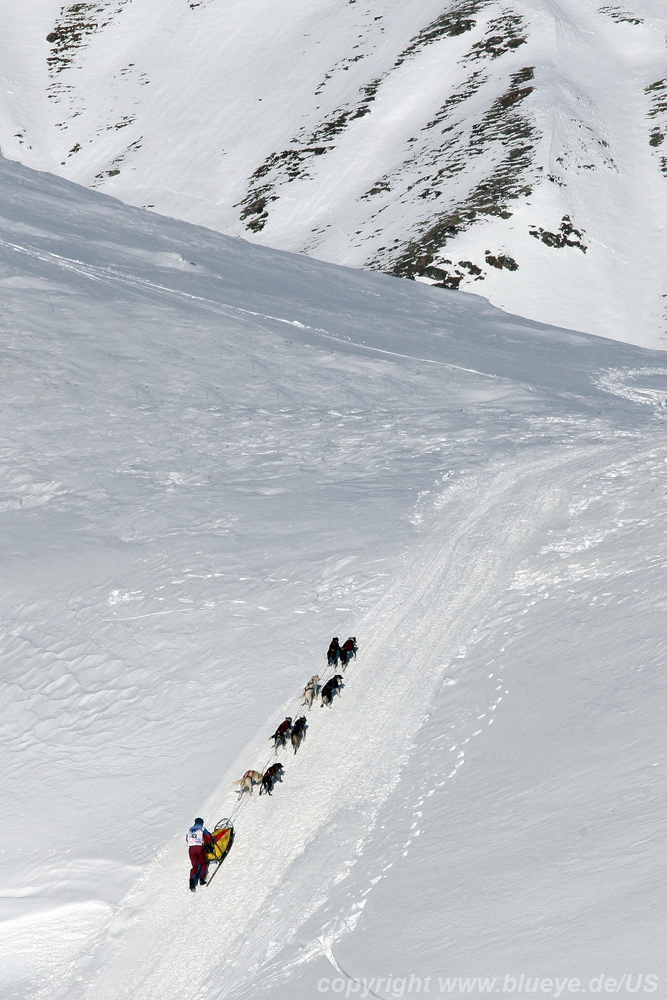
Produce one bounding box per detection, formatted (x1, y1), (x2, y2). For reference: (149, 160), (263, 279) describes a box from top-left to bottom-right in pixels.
(419, 263), (464, 289)
(394, 0), (489, 70)
(598, 6), (643, 25)
(413, 255), (486, 289)
(361, 180), (391, 200)
(237, 87), (377, 228)
(646, 80), (667, 174)
(529, 215), (587, 252)
(47, 5), (106, 76)
(239, 191), (278, 232)
(464, 11), (527, 62)
(458, 260), (483, 276)
(646, 79), (667, 118)
(91, 137), (141, 188)
(423, 71), (485, 132)
(107, 116), (135, 131)
(237, 2), (492, 231)
(385, 67), (537, 281)
(485, 252), (518, 270)
(239, 8), (538, 277)
(46, 2), (130, 76)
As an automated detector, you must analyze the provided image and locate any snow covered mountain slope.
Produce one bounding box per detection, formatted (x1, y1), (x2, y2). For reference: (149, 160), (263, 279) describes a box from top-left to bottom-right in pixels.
(2, 1), (667, 345)
(0, 156), (666, 1000)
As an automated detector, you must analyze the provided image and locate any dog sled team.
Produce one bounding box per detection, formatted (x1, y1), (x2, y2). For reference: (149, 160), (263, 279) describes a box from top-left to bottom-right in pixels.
(189, 635), (358, 889)
(231, 635), (358, 801)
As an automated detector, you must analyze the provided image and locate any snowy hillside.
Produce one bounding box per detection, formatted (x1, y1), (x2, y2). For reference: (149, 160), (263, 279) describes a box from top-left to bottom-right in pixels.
(2, 0), (667, 345)
(1, 156), (667, 1000)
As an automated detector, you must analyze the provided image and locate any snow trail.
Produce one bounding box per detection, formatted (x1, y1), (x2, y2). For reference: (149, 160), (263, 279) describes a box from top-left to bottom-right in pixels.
(55, 443), (614, 1000)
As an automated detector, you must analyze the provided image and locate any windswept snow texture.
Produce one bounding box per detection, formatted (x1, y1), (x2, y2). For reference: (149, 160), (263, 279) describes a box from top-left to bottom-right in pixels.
(1, 157), (667, 1000)
(1, 1), (667, 346)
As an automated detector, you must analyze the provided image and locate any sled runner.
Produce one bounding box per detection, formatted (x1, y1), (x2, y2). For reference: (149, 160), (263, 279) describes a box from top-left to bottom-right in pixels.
(203, 819), (235, 885)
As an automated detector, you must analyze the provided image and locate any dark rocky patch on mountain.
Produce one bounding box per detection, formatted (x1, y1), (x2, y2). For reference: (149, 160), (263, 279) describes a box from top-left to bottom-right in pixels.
(46, 2), (130, 77)
(393, 0), (490, 69)
(485, 251), (518, 270)
(237, 2), (497, 233)
(384, 66), (537, 282)
(463, 11), (527, 62)
(646, 80), (667, 175)
(598, 5), (643, 25)
(529, 216), (587, 253)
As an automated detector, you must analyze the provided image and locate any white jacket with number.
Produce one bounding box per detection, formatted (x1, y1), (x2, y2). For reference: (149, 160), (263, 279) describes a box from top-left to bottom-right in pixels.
(186, 825), (205, 846)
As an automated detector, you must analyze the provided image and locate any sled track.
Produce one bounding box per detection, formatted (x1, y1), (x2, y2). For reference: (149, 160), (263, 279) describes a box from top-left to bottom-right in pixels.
(53, 443), (620, 1000)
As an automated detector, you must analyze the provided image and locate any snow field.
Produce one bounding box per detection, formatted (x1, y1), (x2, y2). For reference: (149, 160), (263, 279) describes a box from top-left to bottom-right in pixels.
(1, 158), (666, 998)
(242, 445), (667, 1000)
(73, 454), (575, 999)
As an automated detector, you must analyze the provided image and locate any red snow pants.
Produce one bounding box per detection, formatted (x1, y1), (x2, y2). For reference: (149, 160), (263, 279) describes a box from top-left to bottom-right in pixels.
(189, 845), (208, 883)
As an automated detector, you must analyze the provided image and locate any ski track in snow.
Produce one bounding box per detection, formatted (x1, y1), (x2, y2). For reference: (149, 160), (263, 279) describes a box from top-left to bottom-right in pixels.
(48, 444), (626, 1000)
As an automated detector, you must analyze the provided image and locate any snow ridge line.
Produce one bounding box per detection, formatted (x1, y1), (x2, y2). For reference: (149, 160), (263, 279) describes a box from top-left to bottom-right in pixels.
(0, 238), (503, 383)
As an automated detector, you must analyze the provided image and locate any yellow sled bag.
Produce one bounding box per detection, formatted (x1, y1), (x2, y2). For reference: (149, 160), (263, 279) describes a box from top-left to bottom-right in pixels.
(205, 820), (234, 863)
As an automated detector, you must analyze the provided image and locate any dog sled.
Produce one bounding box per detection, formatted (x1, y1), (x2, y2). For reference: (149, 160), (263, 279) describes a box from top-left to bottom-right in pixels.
(203, 819), (235, 885)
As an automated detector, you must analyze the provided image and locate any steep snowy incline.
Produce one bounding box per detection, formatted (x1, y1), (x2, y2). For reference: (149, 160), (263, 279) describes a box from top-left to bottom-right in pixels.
(1, 1), (667, 344)
(64, 445), (654, 1000)
(0, 158), (666, 1000)
(273, 441), (667, 1000)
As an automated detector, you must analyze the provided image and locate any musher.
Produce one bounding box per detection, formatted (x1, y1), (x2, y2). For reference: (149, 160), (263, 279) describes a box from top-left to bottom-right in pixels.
(186, 817), (212, 892)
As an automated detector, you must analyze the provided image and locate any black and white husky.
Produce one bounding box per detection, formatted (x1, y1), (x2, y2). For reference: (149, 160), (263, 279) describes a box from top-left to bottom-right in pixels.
(321, 674), (344, 707)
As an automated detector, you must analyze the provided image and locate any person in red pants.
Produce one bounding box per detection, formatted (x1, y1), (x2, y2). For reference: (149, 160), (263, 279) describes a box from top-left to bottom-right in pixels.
(186, 817), (212, 891)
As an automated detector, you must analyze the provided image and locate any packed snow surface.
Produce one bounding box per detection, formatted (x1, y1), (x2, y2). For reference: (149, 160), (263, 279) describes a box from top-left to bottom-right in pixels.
(0, 157), (666, 1000)
(2, 0), (667, 345)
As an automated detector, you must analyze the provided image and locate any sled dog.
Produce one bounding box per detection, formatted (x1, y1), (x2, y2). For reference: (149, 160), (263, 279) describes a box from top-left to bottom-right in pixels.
(291, 716), (307, 754)
(270, 717), (292, 750)
(260, 763), (284, 796)
(339, 636), (357, 669)
(321, 674), (344, 707)
(232, 769), (263, 798)
(302, 675), (320, 710)
(327, 637), (340, 667)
